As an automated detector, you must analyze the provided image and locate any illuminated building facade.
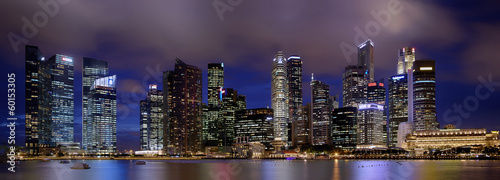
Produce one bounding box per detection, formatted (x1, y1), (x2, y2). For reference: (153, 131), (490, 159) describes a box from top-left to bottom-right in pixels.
(357, 103), (385, 148)
(287, 55), (303, 146)
(86, 75), (117, 154)
(367, 80), (387, 145)
(218, 88), (246, 151)
(397, 47), (415, 75)
(331, 107), (358, 150)
(206, 63), (224, 146)
(404, 129), (500, 150)
(140, 84), (164, 150)
(296, 103), (311, 146)
(311, 77), (332, 145)
(163, 59), (203, 155)
(358, 39), (375, 82)
(342, 65), (368, 107)
(413, 60), (439, 130)
(82, 57), (108, 150)
(234, 108), (274, 149)
(388, 74), (409, 147)
(271, 51), (289, 142)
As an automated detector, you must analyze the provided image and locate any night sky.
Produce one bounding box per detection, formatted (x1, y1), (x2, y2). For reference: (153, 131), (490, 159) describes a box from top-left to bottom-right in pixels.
(1, 0), (500, 151)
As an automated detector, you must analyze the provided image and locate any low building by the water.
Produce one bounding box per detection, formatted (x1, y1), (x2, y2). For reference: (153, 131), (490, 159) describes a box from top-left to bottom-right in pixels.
(403, 128), (500, 150)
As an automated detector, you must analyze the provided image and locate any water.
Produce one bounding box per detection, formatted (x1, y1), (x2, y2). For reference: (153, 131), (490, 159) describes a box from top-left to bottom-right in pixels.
(2, 159), (500, 180)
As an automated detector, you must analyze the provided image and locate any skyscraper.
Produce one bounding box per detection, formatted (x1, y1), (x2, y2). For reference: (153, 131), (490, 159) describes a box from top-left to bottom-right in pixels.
(86, 75), (117, 154)
(331, 107), (357, 150)
(235, 108), (274, 149)
(357, 103), (385, 148)
(311, 77), (332, 145)
(287, 55), (303, 146)
(163, 59), (203, 155)
(342, 65), (368, 107)
(218, 88), (246, 151)
(397, 47), (415, 75)
(140, 84), (164, 150)
(413, 59), (439, 130)
(367, 80), (387, 145)
(358, 39), (375, 82)
(82, 57), (108, 150)
(388, 74), (409, 147)
(48, 54), (75, 144)
(296, 103), (311, 146)
(205, 63), (224, 146)
(271, 51), (289, 142)
(25, 45), (52, 154)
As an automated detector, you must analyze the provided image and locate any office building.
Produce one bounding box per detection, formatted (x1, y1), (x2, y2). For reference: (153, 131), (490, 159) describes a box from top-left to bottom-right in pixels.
(296, 103), (311, 146)
(357, 103), (385, 148)
(342, 65), (368, 107)
(140, 85), (164, 150)
(358, 39), (375, 82)
(388, 74), (409, 147)
(82, 57), (108, 150)
(86, 75), (117, 154)
(331, 107), (358, 150)
(218, 88), (246, 151)
(397, 47), (415, 75)
(163, 59), (203, 155)
(287, 55), (303, 146)
(206, 63), (224, 146)
(234, 108), (274, 149)
(404, 129), (500, 150)
(271, 51), (289, 142)
(413, 60), (439, 130)
(311, 77), (332, 145)
(367, 80), (387, 145)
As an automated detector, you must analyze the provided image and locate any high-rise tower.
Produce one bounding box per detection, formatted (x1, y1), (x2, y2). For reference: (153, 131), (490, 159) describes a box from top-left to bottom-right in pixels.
(271, 51), (289, 142)
(358, 39), (375, 82)
(287, 55), (302, 146)
(397, 47), (415, 75)
(413, 59), (439, 130)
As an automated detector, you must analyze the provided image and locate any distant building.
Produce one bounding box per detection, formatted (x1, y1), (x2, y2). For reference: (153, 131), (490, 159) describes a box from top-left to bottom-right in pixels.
(206, 63), (224, 146)
(82, 57), (109, 151)
(86, 75), (117, 154)
(140, 85), (164, 150)
(342, 65), (368, 107)
(357, 103), (385, 148)
(287, 55), (303, 146)
(311, 77), (332, 145)
(413, 59), (439, 130)
(331, 107), (358, 150)
(358, 39), (375, 82)
(271, 51), (289, 142)
(404, 129), (500, 150)
(367, 80), (387, 145)
(163, 59), (203, 156)
(397, 47), (415, 75)
(234, 108), (274, 149)
(388, 74), (409, 147)
(296, 103), (311, 146)
(218, 88), (246, 151)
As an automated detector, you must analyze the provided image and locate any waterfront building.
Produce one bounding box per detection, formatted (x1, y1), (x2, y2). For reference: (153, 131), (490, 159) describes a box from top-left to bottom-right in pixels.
(287, 55), (303, 146)
(271, 51), (289, 142)
(413, 60), (439, 130)
(296, 103), (311, 146)
(234, 108), (274, 149)
(140, 85), (164, 150)
(206, 63), (224, 146)
(404, 129), (500, 150)
(311, 77), (332, 145)
(357, 103), (386, 148)
(331, 107), (358, 150)
(388, 74), (409, 147)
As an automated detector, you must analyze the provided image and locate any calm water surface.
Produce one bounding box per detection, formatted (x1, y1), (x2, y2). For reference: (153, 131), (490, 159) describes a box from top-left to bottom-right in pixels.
(2, 159), (500, 180)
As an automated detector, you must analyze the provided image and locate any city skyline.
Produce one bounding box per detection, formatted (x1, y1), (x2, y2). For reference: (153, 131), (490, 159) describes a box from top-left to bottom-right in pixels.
(1, 1), (500, 152)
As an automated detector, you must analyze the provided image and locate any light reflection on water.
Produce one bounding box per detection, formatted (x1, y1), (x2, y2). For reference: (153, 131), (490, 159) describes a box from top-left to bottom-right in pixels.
(2, 159), (500, 180)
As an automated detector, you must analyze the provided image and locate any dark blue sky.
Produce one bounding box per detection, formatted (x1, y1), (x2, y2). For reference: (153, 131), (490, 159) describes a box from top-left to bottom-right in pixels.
(1, 0), (500, 151)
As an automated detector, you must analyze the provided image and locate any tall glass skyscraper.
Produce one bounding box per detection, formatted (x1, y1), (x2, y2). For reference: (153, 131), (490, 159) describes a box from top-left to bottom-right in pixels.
(218, 88), (246, 152)
(357, 103), (385, 148)
(358, 39), (375, 82)
(413, 59), (439, 130)
(271, 51), (289, 142)
(343, 65), (368, 107)
(25, 45), (52, 154)
(234, 108), (274, 149)
(48, 54), (75, 144)
(287, 55), (302, 146)
(311, 77), (332, 145)
(82, 57), (108, 150)
(206, 63), (224, 146)
(397, 47), (415, 75)
(163, 59), (203, 155)
(140, 84), (164, 150)
(388, 74), (408, 147)
(86, 75), (117, 154)
(332, 107), (358, 150)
